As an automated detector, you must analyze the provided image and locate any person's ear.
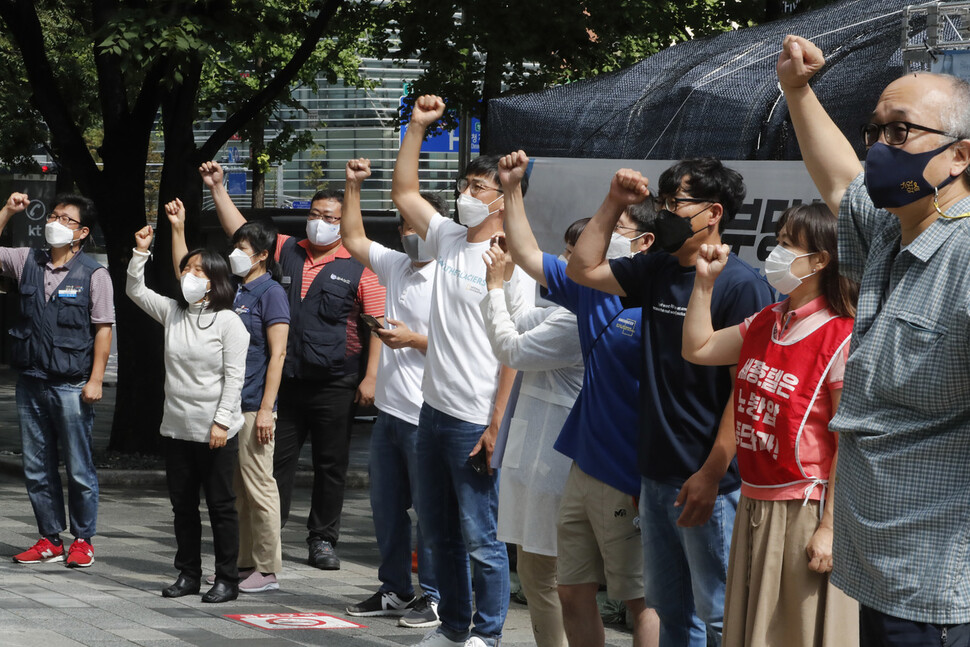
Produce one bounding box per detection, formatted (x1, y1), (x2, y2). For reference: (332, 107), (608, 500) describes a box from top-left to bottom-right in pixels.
(638, 232), (655, 253)
(76, 226), (90, 242)
(952, 139), (970, 178)
(814, 250), (830, 272)
(705, 203), (724, 230)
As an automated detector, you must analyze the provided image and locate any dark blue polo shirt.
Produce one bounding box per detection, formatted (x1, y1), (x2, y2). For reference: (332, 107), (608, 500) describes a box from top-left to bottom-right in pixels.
(234, 273), (290, 411)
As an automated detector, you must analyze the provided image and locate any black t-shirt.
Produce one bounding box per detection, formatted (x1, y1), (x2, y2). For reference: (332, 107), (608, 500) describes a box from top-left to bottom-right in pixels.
(610, 251), (774, 491)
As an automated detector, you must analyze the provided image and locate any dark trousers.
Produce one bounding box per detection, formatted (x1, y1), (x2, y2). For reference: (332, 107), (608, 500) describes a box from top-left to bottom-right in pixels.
(861, 605), (970, 647)
(273, 375), (357, 546)
(164, 436), (239, 583)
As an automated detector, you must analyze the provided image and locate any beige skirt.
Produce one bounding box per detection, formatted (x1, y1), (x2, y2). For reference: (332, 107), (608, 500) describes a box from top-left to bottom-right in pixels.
(723, 495), (859, 647)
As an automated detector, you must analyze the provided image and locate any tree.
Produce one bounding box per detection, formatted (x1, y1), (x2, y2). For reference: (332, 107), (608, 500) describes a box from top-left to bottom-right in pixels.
(390, 0), (831, 149)
(0, 0), (375, 453)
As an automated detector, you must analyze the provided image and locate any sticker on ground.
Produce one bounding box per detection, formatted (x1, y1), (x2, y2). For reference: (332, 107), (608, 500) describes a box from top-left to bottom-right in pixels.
(226, 612), (366, 630)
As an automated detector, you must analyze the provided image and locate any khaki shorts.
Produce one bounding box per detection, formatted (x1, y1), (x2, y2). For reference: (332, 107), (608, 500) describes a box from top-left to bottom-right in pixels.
(556, 462), (643, 601)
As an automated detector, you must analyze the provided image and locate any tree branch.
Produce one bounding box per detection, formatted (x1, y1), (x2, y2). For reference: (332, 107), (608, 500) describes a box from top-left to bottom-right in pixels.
(0, 0), (100, 191)
(198, 0), (343, 161)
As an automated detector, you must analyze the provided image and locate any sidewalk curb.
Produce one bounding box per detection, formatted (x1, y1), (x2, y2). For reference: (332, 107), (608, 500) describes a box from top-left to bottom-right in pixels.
(0, 455), (369, 489)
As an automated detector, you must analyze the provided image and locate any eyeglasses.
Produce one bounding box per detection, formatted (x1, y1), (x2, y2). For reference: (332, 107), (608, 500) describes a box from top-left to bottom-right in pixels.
(457, 178), (503, 196)
(655, 196), (709, 212)
(861, 121), (961, 148)
(614, 223), (641, 235)
(307, 212), (340, 224)
(46, 213), (80, 227)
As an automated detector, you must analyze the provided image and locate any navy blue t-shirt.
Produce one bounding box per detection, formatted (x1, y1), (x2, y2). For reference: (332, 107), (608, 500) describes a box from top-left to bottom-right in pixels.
(233, 273), (290, 412)
(543, 253), (642, 496)
(610, 251), (774, 491)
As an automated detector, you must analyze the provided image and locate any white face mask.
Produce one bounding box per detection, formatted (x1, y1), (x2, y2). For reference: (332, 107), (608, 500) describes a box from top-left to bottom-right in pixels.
(764, 245), (815, 295)
(401, 233), (433, 263)
(45, 221), (75, 248)
(456, 193), (502, 228)
(228, 248), (257, 278)
(181, 272), (210, 304)
(306, 219), (341, 247)
(607, 232), (635, 260)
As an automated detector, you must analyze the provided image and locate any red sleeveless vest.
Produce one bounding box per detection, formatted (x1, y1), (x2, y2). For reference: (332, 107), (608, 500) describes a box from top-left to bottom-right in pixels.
(734, 305), (853, 502)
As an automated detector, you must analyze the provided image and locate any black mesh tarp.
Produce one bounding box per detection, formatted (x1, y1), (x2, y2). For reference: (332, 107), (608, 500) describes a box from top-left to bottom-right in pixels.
(486, 0), (915, 161)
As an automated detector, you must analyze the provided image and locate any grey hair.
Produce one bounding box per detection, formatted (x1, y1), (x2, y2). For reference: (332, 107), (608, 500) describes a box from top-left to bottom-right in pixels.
(937, 73), (970, 139)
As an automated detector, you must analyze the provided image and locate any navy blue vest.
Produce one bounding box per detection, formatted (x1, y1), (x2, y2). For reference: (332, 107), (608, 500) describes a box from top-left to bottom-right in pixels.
(9, 249), (102, 380)
(277, 237), (365, 381)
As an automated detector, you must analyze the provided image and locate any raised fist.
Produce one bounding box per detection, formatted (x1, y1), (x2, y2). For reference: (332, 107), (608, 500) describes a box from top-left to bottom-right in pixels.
(411, 95), (446, 129)
(3, 192), (29, 214)
(695, 243), (730, 282)
(134, 225), (154, 252)
(608, 169), (650, 207)
(346, 158), (372, 184)
(164, 198), (186, 228)
(198, 161), (225, 189)
(498, 150), (529, 190)
(777, 35), (825, 90)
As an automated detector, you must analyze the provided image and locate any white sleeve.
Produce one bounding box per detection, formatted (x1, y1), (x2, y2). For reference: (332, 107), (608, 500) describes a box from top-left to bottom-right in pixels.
(480, 290), (583, 371)
(423, 213), (453, 259)
(214, 313), (250, 428)
(369, 241), (409, 287)
(125, 250), (174, 325)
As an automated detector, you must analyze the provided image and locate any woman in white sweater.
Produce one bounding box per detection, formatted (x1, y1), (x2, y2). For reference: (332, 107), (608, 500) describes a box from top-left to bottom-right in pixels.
(126, 225), (249, 604)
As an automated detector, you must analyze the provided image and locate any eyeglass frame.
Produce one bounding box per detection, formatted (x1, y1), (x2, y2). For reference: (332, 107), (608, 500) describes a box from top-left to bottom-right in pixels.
(654, 195), (711, 212)
(861, 120), (962, 148)
(46, 213), (81, 228)
(306, 211), (341, 224)
(456, 177), (503, 196)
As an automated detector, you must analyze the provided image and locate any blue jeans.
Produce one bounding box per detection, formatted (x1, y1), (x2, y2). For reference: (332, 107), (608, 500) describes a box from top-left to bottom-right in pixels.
(370, 410), (438, 601)
(416, 404), (508, 645)
(639, 477), (737, 647)
(17, 375), (98, 539)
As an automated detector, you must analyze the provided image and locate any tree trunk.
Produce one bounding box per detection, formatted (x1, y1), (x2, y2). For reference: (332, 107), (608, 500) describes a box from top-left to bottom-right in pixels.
(250, 116), (266, 209)
(479, 47), (504, 155)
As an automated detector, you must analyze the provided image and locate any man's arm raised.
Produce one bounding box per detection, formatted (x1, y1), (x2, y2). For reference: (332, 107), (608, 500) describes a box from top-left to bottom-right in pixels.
(391, 95), (447, 240)
(0, 192), (28, 240)
(778, 35), (862, 215)
(566, 169), (650, 296)
(199, 161), (247, 237)
(498, 150), (547, 287)
(341, 158), (374, 271)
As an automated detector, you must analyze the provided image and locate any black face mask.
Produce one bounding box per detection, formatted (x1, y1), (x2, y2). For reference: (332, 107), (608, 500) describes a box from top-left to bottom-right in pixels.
(653, 206), (710, 253)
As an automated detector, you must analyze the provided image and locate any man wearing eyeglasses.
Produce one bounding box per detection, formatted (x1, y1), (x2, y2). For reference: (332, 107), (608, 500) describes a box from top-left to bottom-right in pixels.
(200, 161), (385, 572)
(0, 192), (113, 570)
(567, 160), (773, 646)
(778, 36), (970, 645)
(390, 95), (534, 647)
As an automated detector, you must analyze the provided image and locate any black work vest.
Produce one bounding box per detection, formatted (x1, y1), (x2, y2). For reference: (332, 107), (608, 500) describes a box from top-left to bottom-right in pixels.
(9, 249), (101, 380)
(277, 237), (365, 381)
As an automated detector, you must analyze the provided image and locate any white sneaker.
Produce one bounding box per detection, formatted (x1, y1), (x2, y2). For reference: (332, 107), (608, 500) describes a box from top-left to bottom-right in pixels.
(415, 628), (465, 647)
(465, 637), (489, 647)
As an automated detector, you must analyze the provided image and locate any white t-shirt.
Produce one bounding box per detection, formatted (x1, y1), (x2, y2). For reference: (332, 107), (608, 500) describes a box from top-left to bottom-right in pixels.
(422, 214), (534, 425)
(369, 242), (435, 425)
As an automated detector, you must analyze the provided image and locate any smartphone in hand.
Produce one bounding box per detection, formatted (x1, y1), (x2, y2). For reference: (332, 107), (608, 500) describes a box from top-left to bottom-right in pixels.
(361, 314), (384, 331)
(468, 450), (489, 475)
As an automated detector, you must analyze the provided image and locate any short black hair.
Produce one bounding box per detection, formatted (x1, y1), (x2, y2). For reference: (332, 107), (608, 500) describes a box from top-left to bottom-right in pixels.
(231, 219), (281, 282)
(53, 193), (96, 227)
(464, 154), (530, 197)
(628, 199), (658, 233)
(657, 158), (745, 231)
(310, 188), (344, 204)
(176, 249), (236, 311)
(564, 218), (590, 247)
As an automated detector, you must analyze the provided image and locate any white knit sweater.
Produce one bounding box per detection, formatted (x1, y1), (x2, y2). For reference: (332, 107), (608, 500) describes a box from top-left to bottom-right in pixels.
(126, 250), (248, 443)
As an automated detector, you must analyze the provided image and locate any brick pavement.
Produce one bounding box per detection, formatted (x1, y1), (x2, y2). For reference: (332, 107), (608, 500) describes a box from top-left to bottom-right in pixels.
(0, 364), (634, 646)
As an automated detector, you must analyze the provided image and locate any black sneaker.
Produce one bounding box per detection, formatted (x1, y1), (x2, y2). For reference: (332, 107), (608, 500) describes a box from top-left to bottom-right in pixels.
(308, 538), (340, 570)
(399, 594), (441, 628)
(346, 590), (415, 617)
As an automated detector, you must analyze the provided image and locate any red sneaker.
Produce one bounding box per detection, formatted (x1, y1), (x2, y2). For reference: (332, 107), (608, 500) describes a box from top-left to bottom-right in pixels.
(13, 538), (65, 564)
(66, 539), (94, 568)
